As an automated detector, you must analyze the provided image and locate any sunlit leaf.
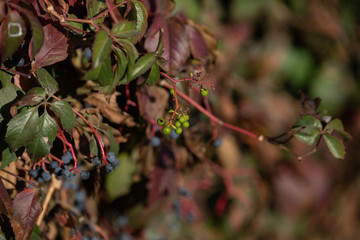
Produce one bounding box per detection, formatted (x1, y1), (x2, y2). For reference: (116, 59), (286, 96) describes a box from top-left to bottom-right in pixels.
(27, 110), (58, 159)
(49, 100), (75, 133)
(5, 107), (39, 151)
(111, 21), (140, 39)
(92, 29), (113, 69)
(129, 52), (156, 80)
(33, 24), (69, 69)
(146, 63), (160, 85)
(0, 147), (17, 170)
(295, 129), (320, 145)
(323, 133), (345, 159)
(35, 68), (58, 96)
(10, 188), (42, 240)
(128, 0), (148, 43)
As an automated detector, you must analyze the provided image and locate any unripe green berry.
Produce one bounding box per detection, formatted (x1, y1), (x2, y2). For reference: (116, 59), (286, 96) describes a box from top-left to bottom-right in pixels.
(175, 127), (183, 135)
(162, 126), (171, 135)
(178, 116), (186, 123)
(174, 121), (181, 128)
(200, 88), (208, 96)
(184, 114), (189, 121)
(170, 88), (175, 95)
(157, 118), (165, 126)
(182, 121), (190, 128)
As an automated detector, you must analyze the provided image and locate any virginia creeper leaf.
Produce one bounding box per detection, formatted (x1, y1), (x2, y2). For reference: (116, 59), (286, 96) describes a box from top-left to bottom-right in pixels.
(105, 130), (119, 155)
(146, 63), (160, 85)
(0, 10), (27, 62)
(111, 21), (140, 39)
(16, 87), (46, 107)
(114, 46), (128, 82)
(323, 133), (345, 159)
(27, 110), (58, 159)
(35, 68), (58, 96)
(33, 24), (69, 69)
(49, 100), (75, 133)
(128, 0), (148, 43)
(65, 14), (84, 35)
(129, 52), (156, 80)
(186, 24), (209, 62)
(325, 118), (352, 140)
(295, 130), (320, 145)
(92, 29), (113, 69)
(293, 115), (322, 129)
(0, 70), (18, 122)
(10, 188), (42, 240)
(0, 2), (5, 22)
(86, 0), (106, 30)
(0, 177), (13, 217)
(0, 147), (17, 170)
(5, 107), (39, 151)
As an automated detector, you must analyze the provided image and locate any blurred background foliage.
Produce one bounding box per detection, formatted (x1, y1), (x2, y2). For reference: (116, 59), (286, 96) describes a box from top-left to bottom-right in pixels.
(159, 0), (360, 239)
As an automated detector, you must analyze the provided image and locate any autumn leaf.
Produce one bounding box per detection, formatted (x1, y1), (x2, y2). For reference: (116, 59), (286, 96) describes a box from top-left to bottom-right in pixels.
(10, 188), (42, 240)
(0, 178), (12, 218)
(32, 24), (69, 70)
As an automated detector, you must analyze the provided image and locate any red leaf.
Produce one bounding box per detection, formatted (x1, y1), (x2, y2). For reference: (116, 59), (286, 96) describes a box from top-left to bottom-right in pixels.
(33, 24), (69, 70)
(145, 16), (190, 75)
(185, 23), (209, 63)
(10, 188), (42, 240)
(0, 178), (13, 217)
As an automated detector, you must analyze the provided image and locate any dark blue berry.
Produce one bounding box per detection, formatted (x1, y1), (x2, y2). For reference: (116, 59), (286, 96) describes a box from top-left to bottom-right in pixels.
(116, 215), (129, 227)
(37, 177), (44, 183)
(74, 202), (85, 212)
(62, 151), (72, 165)
(107, 152), (116, 163)
(169, 129), (180, 139)
(105, 164), (114, 173)
(213, 138), (222, 147)
(41, 171), (52, 181)
(93, 157), (102, 167)
(83, 48), (92, 59)
(110, 158), (120, 168)
(62, 169), (72, 178)
(54, 167), (62, 174)
(50, 161), (59, 169)
(179, 187), (191, 197)
(29, 169), (38, 178)
(150, 137), (161, 147)
(80, 171), (90, 180)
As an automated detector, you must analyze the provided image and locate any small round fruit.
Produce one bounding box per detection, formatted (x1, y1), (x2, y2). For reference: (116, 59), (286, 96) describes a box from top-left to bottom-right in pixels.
(170, 88), (175, 95)
(157, 118), (165, 126)
(184, 114), (189, 121)
(178, 116), (186, 123)
(175, 127), (183, 135)
(150, 137), (161, 147)
(200, 88), (208, 96)
(213, 138), (222, 147)
(182, 121), (190, 128)
(162, 126), (171, 135)
(174, 121), (181, 128)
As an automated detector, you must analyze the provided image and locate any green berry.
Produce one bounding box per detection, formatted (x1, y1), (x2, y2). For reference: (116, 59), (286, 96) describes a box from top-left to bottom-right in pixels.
(162, 126), (171, 135)
(184, 114), (189, 121)
(174, 121), (181, 128)
(175, 127), (183, 135)
(170, 88), (175, 95)
(178, 116), (186, 123)
(200, 88), (208, 96)
(157, 118), (165, 126)
(182, 121), (189, 128)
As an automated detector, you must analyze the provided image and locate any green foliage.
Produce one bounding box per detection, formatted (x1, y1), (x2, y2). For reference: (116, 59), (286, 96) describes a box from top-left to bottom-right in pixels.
(49, 100), (75, 133)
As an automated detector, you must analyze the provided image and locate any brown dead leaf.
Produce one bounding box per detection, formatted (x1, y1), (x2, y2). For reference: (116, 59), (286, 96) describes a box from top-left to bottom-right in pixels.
(136, 85), (169, 121)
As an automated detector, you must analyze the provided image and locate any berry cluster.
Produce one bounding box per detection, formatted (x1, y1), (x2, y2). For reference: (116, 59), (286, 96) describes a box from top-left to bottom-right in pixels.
(93, 151), (120, 173)
(157, 114), (190, 136)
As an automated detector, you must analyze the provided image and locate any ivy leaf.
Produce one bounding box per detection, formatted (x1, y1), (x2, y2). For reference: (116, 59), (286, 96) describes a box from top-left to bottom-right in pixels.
(35, 68), (58, 96)
(146, 63), (160, 85)
(92, 29), (113, 69)
(323, 133), (345, 159)
(324, 118), (352, 140)
(49, 100), (75, 133)
(33, 24), (69, 70)
(5, 107), (39, 151)
(128, 0), (148, 43)
(27, 110), (58, 159)
(0, 10), (27, 62)
(129, 52), (156, 81)
(111, 21), (140, 39)
(0, 147), (17, 170)
(293, 115), (322, 129)
(10, 188), (42, 240)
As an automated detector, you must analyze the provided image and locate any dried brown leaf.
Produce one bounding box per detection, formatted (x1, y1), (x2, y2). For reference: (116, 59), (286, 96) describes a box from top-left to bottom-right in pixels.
(135, 85), (168, 121)
(0, 178), (13, 217)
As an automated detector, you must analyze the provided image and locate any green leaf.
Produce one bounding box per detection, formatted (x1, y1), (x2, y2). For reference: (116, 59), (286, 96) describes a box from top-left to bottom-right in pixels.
(27, 110), (58, 159)
(0, 71), (18, 122)
(105, 153), (136, 201)
(105, 130), (119, 155)
(30, 225), (41, 240)
(35, 68), (58, 96)
(84, 63), (102, 80)
(325, 118), (352, 140)
(114, 47), (128, 82)
(145, 63), (160, 85)
(96, 55), (113, 86)
(86, 0), (106, 30)
(129, 52), (156, 80)
(5, 107), (39, 151)
(65, 14), (84, 35)
(293, 115), (322, 129)
(323, 133), (345, 159)
(295, 129), (320, 145)
(128, 0), (148, 43)
(92, 29), (113, 69)
(0, 147), (17, 170)
(16, 87), (46, 107)
(89, 138), (98, 156)
(49, 100), (75, 133)
(119, 40), (138, 84)
(111, 21), (140, 39)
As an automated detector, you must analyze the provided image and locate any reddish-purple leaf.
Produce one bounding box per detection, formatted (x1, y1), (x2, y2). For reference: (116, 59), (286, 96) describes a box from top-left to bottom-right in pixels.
(185, 24), (209, 64)
(33, 24), (69, 70)
(10, 188), (42, 240)
(0, 178), (13, 218)
(145, 16), (190, 75)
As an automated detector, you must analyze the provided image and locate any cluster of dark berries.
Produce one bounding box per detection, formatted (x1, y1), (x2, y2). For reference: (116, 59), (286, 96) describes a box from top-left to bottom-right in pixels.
(29, 167), (52, 183)
(93, 151), (120, 173)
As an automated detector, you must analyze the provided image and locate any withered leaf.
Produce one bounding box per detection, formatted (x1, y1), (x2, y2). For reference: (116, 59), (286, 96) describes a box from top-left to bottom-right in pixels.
(135, 85), (168, 121)
(0, 177), (13, 218)
(10, 188), (42, 240)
